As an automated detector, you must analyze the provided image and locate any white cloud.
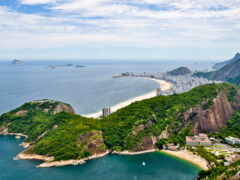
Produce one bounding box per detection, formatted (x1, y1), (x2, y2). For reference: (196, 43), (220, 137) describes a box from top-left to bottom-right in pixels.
(1, 0), (240, 58)
(20, 0), (57, 5)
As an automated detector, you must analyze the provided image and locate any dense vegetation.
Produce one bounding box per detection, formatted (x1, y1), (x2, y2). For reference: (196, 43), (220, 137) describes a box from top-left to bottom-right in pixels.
(198, 160), (240, 180)
(0, 83), (238, 162)
(102, 83), (232, 151)
(212, 110), (240, 140)
(29, 113), (106, 160)
(0, 111), (57, 142)
(0, 100), (73, 142)
(198, 110), (240, 180)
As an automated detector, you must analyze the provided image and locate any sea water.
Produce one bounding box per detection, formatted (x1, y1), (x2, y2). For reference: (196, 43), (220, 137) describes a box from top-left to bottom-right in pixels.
(0, 60), (214, 115)
(0, 136), (200, 180)
(0, 59), (213, 180)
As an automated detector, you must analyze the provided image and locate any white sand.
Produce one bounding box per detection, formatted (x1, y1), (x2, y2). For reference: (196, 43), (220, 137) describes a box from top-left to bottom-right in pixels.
(113, 149), (156, 155)
(83, 78), (172, 118)
(161, 150), (209, 170)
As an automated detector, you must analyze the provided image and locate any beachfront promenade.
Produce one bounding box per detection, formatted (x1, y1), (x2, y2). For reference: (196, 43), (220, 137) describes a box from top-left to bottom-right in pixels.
(83, 78), (172, 118)
(84, 71), (218, 118)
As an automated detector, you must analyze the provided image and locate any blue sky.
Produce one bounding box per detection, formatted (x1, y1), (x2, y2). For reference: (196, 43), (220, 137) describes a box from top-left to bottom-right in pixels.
(0, 0), (240, 60)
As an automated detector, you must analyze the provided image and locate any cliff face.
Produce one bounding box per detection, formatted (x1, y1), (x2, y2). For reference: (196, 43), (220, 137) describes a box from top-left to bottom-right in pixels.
(78, 130), (107, 155)
(184, 92), (240, 134)
(52, 103), (75, 114)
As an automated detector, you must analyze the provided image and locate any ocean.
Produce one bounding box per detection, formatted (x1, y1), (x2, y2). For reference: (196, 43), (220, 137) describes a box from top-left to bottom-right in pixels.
(0, 60), (214, 115)
(0, 59), (214, 180)
(0, 136), (200, 180)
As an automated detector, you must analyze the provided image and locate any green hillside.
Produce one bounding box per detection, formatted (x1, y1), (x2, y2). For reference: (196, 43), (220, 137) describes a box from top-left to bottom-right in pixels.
(0, 83), (237, 161)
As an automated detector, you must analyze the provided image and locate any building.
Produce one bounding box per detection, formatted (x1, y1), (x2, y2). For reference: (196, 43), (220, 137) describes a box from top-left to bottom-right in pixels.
(102, 107), (111, 117)
(156, 88), (161, 96)
(225, 136), (240, 145)
(164, 143), (179, 151)
(186, 133), (212, 146)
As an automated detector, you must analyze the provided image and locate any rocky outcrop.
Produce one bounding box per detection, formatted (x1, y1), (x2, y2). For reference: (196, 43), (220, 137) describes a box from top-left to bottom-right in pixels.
(14, 99), (75, 115)
(184, 92), (239, 134)
(132, 136), (157, 151)
(52, 103), (75, 114)
(131, 117), (158, 151)
(78, 130), (107, 154)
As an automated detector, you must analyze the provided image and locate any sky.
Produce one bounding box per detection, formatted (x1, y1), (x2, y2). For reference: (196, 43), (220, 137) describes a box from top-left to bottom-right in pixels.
(0, 0), (240, 61)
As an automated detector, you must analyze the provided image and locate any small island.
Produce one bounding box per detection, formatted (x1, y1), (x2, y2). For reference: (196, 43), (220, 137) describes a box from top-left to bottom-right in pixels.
(48, 64), (85, 69)
(12, 59), (23, 65)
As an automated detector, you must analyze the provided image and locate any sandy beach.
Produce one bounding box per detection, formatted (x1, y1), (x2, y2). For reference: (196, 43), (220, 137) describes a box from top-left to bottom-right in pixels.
(83, 78), (172, 118)
(113, 149), (156, 155)
(161, 150), (209, 170)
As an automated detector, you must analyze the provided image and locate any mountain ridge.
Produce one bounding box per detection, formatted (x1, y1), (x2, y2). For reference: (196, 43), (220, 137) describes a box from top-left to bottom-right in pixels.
(213, 52), (240, 70)
(194, 53), (240, 85)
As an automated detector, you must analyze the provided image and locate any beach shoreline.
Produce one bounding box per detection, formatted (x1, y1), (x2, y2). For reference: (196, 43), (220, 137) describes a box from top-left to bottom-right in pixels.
(0, 128), (28, 138)
(15, 148), (209, 170)
(16, 151), (110, 168)
(112, 149), (156, 155)
(83, 78), (172, 118)
(161, 150), (209, 170)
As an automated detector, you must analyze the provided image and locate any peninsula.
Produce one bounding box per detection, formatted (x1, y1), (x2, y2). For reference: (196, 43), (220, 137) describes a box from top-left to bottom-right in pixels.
(1, 83), (240, 179)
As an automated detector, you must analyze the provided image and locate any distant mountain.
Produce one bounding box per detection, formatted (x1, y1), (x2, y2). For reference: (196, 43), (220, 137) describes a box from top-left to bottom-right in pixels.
(194, 54), (240, 85)
(12, 59), (23, 65)
(213, 52), (240, 70)
(167, 66), (192, 76)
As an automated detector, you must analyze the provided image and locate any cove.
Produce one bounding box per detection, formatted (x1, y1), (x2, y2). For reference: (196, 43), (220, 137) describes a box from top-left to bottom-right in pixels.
(0, 136), (200, 180)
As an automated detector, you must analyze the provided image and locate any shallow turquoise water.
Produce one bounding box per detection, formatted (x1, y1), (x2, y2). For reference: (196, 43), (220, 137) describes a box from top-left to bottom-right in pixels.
(0, 136), (200, 180)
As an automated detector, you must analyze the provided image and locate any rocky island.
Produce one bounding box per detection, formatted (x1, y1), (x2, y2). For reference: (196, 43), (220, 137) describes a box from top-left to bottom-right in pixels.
(12, 59), (23, 65)
(0, 83), (240, 179)
(48, 64), (85, 69)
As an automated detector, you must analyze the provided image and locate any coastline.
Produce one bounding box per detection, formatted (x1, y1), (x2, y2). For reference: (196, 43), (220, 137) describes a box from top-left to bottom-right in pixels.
(161, 150), (209, 171)
(0, 129), (28, 138)
(112, 149), (156, 155)
(16, 148), (208, 170)
(83, 78), (172, 118)
(16, 151), (110, 168)
(17, 150), (157, 168)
